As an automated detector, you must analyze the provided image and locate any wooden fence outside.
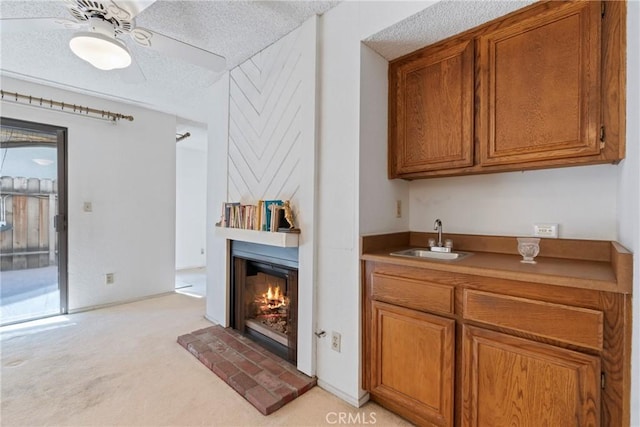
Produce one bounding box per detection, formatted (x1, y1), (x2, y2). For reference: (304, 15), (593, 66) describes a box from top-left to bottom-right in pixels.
(0, 176), (57, 271)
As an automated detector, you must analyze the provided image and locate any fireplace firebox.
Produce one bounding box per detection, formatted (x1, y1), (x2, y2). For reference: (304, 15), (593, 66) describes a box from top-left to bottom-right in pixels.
(231, 241), (298, 363)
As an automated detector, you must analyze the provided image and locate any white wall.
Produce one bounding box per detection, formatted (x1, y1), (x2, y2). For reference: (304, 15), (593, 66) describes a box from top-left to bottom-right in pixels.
(1, 76), (176, 311)
(409, 165), (618, 239)
(316, 2), (361, 404)
(317, 0), (439, 406)
(206, 73), (230, 327)
(620, 2), (639, 425)
(360, 45), (410, 235)
(175, 145), (207, 270)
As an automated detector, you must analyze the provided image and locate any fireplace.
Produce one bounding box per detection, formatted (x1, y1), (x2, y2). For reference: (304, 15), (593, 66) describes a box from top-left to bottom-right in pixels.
(231, 241), (298, 363)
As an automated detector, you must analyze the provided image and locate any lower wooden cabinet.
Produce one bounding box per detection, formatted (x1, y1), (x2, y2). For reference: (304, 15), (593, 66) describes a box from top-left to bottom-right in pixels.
(371, 301), (454, 427)
(461, 325), (601, 427)
(363, 261), (631, 426)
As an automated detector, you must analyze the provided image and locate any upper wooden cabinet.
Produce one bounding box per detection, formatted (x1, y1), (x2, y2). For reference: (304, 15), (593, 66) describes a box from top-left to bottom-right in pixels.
(478, 1), (602, 166)
(388, 0), (626, 179)
(389, 38), (474, 175)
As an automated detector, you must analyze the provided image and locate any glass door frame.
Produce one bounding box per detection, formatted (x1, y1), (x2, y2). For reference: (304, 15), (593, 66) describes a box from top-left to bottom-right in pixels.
(1, 116), (68, 320)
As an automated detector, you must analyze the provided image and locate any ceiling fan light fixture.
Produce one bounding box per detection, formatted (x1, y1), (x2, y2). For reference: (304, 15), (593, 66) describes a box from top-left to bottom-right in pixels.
(69, 32), (131, 70)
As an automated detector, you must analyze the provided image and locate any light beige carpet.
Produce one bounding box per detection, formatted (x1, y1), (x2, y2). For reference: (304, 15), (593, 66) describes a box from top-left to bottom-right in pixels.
(0, 292), (411, 426)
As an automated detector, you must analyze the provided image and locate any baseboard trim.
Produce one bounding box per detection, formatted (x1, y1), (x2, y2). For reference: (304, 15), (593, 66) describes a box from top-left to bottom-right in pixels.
(68, 291), (175, 314)
(176, 266), (206, 272)
(317, 380), (368, 408)
(358, 392), (371, 407)
(204, 314), (223, 325)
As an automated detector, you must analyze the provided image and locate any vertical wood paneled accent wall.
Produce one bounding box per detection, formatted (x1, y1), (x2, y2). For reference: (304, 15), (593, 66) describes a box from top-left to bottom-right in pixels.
(223, 18), (318, 376)
(228, 26), (306, 204)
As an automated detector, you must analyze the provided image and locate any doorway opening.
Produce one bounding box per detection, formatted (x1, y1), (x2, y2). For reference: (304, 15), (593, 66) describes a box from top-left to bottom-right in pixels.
(175, 126), (207, 297)
(0, 117), (68, 326)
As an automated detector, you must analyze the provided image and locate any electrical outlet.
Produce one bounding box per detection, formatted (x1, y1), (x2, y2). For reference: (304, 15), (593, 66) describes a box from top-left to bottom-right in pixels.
(105, 273), (114, 285)
(396, 200), (402, 218)
(331, 331), (341, 352)
(533, 223), (559, 238)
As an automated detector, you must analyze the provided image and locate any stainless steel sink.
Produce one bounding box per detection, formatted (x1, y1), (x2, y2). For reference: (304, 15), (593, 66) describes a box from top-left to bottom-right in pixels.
(390, 248), (473, 261)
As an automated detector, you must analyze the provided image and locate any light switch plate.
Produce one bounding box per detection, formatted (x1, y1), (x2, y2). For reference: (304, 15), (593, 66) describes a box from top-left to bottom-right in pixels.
(533, 223), (559, 238)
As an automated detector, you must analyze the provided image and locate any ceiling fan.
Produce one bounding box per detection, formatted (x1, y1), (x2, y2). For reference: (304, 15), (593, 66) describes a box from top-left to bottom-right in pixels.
(1, 0), (226, 78)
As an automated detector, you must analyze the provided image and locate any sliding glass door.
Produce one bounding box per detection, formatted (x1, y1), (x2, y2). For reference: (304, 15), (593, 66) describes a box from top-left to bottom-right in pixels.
(0, 117), (67, 325)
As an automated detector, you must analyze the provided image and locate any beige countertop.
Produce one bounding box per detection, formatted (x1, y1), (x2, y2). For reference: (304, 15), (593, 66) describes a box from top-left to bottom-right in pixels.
(361, 232), (632, 294)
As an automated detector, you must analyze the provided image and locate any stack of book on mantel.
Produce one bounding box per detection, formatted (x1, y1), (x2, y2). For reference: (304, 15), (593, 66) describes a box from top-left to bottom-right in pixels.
(221, 199), (292, 232)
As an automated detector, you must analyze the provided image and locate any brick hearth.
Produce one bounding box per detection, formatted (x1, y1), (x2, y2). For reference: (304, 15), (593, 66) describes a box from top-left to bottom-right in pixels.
(177, 325), (316, 415)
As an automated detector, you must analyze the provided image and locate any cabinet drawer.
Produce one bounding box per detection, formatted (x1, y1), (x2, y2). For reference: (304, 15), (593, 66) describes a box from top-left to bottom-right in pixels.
(371, 273), (454, 315)
(463, 290), (603, 350)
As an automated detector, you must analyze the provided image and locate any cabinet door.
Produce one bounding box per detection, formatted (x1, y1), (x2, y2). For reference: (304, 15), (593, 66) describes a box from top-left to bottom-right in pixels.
(389, 38), (474, 176)
(462, 325), (600, 427)
(371, 301), (454, 426)
(478, 1), (602, 166)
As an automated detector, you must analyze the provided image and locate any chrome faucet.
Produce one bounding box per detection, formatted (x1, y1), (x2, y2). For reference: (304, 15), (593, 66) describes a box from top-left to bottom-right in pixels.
(434, 219), (443, 247)
(431, 219), (451, 252)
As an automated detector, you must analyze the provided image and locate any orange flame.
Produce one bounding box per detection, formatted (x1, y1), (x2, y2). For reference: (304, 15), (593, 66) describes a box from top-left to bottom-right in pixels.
(262, 285), (287, 309)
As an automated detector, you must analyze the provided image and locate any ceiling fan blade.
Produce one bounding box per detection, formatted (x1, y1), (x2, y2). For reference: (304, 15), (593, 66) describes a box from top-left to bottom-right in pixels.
(120, 56), (146, 84)
(0, 17), (82, 33)
(109, 0), (158, 20)
(130, 27), (226, 72)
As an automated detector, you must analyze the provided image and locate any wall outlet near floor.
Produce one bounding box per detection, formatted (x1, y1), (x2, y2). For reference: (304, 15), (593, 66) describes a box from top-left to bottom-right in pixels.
(533, 223), (559, 238)
(331, 331), (341, 352)
(105, 273), (115, 285)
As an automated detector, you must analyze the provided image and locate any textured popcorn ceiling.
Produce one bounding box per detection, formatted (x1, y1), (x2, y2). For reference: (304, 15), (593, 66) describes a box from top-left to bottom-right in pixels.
(364, 0), (536, 61)
(0, 0), (338, 125)
(0, 0), (534, 128)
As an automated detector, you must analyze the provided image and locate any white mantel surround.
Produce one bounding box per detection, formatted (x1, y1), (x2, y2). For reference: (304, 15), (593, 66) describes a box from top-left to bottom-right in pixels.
(215, 228), (315, 376)
(214, 227), (299, 248)
(207, 17), (318, 378)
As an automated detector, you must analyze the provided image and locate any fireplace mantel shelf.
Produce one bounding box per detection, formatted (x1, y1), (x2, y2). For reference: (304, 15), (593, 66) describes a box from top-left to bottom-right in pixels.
(215, 226), (299, 248)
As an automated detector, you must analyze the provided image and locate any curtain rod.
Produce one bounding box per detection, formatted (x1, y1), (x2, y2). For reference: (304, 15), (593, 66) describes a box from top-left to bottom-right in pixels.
(0, 89), (134, 122)
(176, 132), (191, 142)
